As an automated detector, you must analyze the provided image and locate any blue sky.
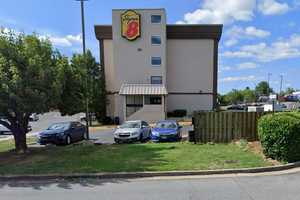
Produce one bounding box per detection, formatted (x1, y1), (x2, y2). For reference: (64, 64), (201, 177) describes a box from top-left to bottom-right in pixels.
(0, 0), (299, 94)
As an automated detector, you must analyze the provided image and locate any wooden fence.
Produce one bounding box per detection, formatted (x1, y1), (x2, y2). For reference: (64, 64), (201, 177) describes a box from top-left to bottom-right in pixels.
(193, 112), (265, 143)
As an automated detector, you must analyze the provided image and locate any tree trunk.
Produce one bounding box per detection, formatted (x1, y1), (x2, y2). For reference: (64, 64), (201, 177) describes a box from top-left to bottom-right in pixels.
(13, 127), (27, 154)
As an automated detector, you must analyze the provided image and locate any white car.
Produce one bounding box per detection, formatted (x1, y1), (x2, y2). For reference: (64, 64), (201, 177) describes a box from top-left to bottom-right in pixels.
(114, 120), (151, 143)
(0, 124), (11, 135)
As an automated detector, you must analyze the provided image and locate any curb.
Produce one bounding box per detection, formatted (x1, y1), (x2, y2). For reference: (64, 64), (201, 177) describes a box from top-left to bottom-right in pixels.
(0, 162), (300, 181)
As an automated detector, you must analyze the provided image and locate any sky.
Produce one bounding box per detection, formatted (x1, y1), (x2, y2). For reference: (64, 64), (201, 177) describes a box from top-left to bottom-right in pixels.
(0, 0), (299, 94)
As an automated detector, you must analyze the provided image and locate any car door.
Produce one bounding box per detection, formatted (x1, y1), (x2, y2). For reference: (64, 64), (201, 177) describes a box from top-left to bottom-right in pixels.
(70, 122), (81, 141)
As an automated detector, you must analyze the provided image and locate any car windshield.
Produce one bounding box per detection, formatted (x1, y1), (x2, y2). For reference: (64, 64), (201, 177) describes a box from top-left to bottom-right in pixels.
(155, 121), (177, 129)
(47, 123), (70, 130)
(119, 122), (140, 129)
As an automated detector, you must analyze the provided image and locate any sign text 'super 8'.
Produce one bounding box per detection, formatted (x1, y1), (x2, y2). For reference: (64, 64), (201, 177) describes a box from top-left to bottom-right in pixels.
(121, 10), (141, 41)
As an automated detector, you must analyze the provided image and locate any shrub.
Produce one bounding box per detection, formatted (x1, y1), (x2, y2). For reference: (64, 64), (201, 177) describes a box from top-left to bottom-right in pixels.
(258, 112), (300, 162)
(167, 110), (187, 118)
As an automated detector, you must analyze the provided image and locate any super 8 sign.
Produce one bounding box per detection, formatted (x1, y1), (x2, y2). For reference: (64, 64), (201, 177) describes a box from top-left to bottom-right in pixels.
(121, 10), (141, 41)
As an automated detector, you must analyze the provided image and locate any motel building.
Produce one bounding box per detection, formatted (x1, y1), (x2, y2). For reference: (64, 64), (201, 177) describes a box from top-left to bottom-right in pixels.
(94, 9), (222, 123)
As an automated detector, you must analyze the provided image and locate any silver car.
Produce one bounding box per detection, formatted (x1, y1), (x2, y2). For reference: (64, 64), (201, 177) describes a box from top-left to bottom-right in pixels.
(114, 120), (151, 143)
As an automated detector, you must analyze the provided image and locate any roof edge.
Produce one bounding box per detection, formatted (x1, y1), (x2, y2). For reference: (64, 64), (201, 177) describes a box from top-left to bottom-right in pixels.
(95, 24), (223, 41)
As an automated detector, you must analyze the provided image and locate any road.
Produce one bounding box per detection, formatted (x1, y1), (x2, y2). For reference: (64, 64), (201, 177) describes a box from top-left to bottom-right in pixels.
(0, 170), (300, 200)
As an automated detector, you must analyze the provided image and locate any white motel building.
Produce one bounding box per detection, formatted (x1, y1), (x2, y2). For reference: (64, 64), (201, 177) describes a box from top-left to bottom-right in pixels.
(94, 9), (222, 123)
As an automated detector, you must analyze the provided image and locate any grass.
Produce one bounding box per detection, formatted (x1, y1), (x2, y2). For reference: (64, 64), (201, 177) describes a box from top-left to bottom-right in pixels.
(0, 139), (272, 175)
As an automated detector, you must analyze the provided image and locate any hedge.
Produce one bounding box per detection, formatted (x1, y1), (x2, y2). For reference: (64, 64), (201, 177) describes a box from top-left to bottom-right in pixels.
(258, 112), (300, 162)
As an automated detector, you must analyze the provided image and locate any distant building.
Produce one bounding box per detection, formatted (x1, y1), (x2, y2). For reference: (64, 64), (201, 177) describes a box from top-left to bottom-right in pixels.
(94, 9), (222, 123)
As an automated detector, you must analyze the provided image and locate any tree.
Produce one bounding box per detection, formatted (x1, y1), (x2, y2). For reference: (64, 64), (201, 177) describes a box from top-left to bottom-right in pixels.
(58, 50), (106, 123)
(282, 87), (295, 96)
(224, 89), (244, 104)
(0, 31), (61, 153)
(255, 81), (273, 96)
(242, 87), (257, 103)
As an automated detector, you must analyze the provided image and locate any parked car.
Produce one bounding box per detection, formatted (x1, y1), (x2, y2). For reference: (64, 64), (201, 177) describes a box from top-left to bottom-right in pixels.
(0, 124), (11, 135)
(37, 122), (87, 145)
(0, 122), (31, 135)
(29, 113), (39, 121)
(114, 120), (151, 143)
(151, 120), (182, 142)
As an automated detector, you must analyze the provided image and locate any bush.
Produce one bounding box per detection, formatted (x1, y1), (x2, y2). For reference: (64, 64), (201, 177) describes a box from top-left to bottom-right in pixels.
(167, 109), (187, 118)
(258, 112), (300, 162)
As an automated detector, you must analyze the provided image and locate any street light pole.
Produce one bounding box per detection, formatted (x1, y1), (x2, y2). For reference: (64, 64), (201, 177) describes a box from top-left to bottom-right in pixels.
(267, 73), (272, 95)
(77, 0), (89, 140)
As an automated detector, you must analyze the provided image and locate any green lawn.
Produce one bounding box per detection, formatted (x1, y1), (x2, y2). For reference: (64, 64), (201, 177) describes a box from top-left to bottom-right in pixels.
(0, 139), (271, 175)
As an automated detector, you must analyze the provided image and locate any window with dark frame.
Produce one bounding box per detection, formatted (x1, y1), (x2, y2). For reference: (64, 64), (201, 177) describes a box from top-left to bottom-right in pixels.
(151, 57), (161, 66)
(151, 76), (162, 84)
(145, 96), (162, 105)
(151, 15), (162, 23)
(151, 35), (161, 45)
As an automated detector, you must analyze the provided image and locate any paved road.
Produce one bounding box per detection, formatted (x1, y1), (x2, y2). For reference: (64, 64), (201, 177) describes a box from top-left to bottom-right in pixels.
(0, 170), (299, 200)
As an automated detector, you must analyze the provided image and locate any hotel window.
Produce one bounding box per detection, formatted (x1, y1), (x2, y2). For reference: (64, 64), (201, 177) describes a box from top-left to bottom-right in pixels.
(151, 15), (161, 24)
(151, 76), (162, 84)
(145, 96), (162, 105)
(151, 35), (161, 45)
(151, 57), (161, 66)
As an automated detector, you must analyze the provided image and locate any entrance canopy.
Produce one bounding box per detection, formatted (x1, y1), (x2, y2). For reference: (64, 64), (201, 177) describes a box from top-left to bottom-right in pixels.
(119, 84), (168, 95)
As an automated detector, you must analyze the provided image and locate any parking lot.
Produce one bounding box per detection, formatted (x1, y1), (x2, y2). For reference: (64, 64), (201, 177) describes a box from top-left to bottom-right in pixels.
(0, 112), (192, 144)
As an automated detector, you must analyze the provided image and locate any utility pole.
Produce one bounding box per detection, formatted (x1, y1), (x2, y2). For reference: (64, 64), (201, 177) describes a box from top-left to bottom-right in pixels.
(279, 75), (283, 95)
(77, 0), (89, 140)
(267, 73), (272, 95)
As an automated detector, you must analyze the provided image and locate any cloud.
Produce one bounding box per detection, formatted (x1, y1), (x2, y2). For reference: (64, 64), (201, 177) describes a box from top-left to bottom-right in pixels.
(237, 62), (258, 69)
(219, 75), (256, 82)
(224, 25), (270, 47)
(222, 34), (300, 62)
(218, 66), (232, 72)
(224, 38), (239, 47)
(258, 0), (290, 15)
(176, 0), (256, 24)
(39, 34), (82, 47)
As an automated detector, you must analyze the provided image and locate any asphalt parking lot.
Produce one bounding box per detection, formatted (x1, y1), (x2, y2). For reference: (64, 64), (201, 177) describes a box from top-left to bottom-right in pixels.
(1, 112), (192, 144)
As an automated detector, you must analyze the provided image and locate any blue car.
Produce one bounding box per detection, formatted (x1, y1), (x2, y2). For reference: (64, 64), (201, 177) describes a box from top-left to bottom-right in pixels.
(151, 120), (182, 142)
(37, 121), (87, 145)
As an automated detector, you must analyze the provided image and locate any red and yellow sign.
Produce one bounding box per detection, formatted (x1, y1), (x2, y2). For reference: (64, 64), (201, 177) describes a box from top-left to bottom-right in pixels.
(121, 10), (141, 41)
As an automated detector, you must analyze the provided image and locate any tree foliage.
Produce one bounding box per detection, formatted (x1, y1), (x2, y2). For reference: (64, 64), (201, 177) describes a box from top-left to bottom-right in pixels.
(255, 81), (273, 96)
(0, 30), (106, 153)
(0, 30), (61, 153)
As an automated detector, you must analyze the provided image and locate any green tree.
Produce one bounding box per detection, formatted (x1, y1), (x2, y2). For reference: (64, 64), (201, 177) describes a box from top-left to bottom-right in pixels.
(282, 87), (295, 96)
(0, 31), (61, 153)
(255, 81), (273, 96)
(224, 89), (244, 104)
(242, 87), (257, 103)
(58, 50), (106, 123)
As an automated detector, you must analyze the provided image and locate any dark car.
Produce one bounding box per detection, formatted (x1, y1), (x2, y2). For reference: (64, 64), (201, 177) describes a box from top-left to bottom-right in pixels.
(151, 120), (182, 142)
(37, 122), (87, 145)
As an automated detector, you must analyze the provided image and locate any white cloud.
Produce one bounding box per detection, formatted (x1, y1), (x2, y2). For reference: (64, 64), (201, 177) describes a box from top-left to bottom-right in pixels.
(39, 34), (82, 47)
(258, 0), (290, 15)
(222, 34), (300, 62)
(237, 62), (258, 69)
(220, 75), (256, 82)
(224, 38), (239, 47)
(219, 66), (232, 72)
(177, 0), (256, 24)
(224, 26), (270, 47)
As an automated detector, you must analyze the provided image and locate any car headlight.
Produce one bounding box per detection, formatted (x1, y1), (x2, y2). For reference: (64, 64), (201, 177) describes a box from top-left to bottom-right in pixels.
(151, 131), (160, 136)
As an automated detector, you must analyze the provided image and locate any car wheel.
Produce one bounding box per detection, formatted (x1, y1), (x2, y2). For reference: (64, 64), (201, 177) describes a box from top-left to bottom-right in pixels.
(65, 135), (71, 145)
(114, 138), (121, 144)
